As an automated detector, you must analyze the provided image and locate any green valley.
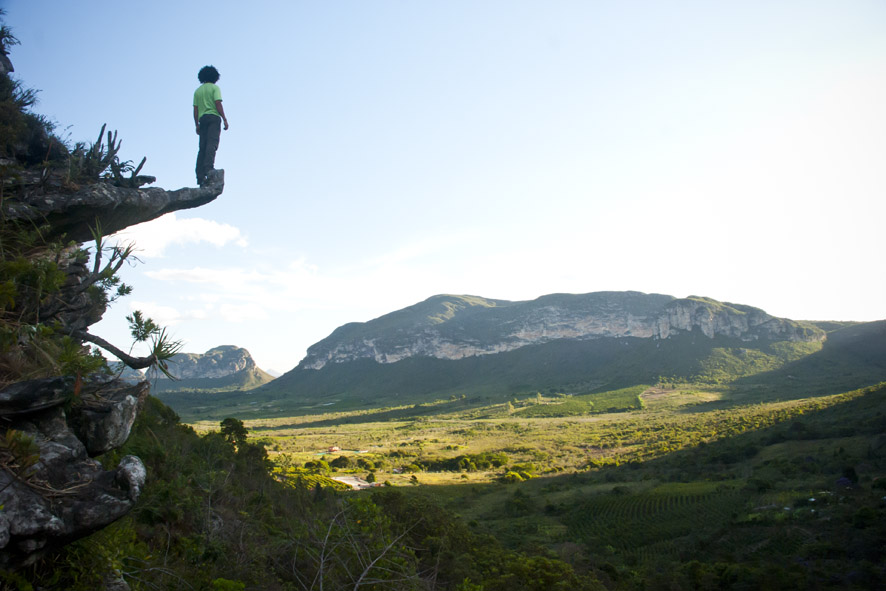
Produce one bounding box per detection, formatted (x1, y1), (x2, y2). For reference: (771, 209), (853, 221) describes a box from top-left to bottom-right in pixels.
(47, 300), (885, 589)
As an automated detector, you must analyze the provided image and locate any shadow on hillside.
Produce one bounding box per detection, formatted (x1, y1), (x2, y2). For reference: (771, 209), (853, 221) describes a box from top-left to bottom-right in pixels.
(251, 398), (496, 431)
(408, 383), (886, 535)
(676, 321), (886, 414)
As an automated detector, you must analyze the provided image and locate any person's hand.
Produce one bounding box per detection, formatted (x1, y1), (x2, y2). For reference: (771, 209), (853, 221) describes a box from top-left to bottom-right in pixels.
(223, 119), (229, 130)
(195, 125), (200, 135)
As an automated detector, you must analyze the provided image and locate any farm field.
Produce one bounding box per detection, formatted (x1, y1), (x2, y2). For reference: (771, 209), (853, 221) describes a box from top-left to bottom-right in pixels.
(193, 385), (714, 485)
(191, 381), (886, 583)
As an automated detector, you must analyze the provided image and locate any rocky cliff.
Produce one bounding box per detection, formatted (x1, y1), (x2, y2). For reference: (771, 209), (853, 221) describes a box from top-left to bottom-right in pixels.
(0, 155), (223, 568)
(146, 345), (275, 394)
(300, 292), (824, 370)
(148, 346), (255, 380)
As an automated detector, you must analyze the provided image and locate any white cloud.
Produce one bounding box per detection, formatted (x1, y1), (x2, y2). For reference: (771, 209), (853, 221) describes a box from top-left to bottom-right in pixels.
(127, 301), (207, 326)
(110, 213), (249, 258)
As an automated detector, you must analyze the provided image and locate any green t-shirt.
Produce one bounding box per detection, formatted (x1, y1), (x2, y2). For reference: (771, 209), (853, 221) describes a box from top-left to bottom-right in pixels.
(193, 83), (222, 119)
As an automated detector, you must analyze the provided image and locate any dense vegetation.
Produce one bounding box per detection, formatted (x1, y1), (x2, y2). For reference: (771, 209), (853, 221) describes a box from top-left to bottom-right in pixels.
(15, 398), (605, 590)
(15, 381), (884, 590)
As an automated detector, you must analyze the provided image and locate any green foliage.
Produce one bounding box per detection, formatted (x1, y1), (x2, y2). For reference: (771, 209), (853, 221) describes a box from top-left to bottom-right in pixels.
(0, 429), (39, 479)
(125, 309), (159, 343)
(281, 471), (350, 491)
(24, 378), (886, 589)
(503, 471), (525, 483)
(330, 454), (352, 468)
(516, 385), (646, 418)
(0, 217), (176, 386)
(57, 336), (105, 377)
(0, 570), (33, 591)
(219, 417), (248, 447)
(211, 578), (246, 591)
(304, 458), (330, 473)
(410, 451), (510, 473)
(64, 123), (151, 187)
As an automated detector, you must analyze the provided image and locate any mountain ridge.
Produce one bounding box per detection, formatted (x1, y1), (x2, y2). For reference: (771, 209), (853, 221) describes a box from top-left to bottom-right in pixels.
(161, 295), (884, 421)
(147, 345), (275, 394)
(298, 292), (824, 371)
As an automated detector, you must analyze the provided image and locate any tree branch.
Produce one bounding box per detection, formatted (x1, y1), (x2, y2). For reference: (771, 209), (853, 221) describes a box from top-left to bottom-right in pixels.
(73, 330), (157, 370)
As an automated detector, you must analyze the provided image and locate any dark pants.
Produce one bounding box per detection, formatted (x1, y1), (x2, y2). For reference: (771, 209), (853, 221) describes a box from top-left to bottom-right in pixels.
(196, 114), (221, 184)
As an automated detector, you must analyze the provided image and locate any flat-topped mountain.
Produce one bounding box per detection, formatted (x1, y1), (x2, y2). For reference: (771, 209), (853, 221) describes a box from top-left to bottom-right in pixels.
(148, 346), (274, 393)
(209, 292), (872, 416)
(159, 292), (885, 420)
(299, 292), (823, 370)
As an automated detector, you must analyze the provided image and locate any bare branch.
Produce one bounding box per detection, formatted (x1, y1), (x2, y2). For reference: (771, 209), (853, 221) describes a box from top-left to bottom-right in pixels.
(73, 330), (157, 370)
(352, 527), (414, 590)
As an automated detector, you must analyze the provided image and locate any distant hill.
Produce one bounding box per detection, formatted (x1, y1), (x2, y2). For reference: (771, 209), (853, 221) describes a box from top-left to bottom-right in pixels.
(148, 345), (275, 395)
(242, 292), (886, 411)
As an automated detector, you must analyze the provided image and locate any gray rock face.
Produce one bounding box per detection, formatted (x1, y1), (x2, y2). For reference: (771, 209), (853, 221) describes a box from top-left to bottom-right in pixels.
(0, 378), (149, 567)
(0, 377), (73, 416)
(68, 379), (149, 455)
(4, 168), (224, 243)
(148, 345), (256, 380)
(301, 292), (824, 370)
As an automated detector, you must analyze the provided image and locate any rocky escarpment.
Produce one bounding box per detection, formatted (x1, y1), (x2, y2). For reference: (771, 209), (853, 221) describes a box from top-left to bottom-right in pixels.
(301, 292), (824, 370)
(0, 164), (224, 568)
(146, 346), (276, 395)
(148, 345), (256, 380)
(4, 167), (224, 243)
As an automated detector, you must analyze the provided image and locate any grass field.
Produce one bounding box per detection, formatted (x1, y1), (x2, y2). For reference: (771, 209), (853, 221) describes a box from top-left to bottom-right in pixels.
(189, 381), (886, 573)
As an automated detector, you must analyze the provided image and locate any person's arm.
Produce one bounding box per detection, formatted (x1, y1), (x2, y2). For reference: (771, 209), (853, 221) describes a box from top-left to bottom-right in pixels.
(215, 100), (229, 130)
(193, 105), (200, 135)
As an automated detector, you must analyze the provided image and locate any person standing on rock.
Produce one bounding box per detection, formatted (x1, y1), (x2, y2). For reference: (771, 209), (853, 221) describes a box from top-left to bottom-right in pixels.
(193, 65), (229, 186)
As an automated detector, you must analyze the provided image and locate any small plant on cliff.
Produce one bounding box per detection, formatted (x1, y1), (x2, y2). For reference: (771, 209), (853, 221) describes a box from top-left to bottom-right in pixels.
(0, 429), (39, 482)
(66, 123), (152, 188)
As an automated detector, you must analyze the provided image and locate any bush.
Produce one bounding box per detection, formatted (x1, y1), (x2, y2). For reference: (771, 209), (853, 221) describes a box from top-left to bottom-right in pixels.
(330, 455), (352, 469)
(304, 459), (330, 473)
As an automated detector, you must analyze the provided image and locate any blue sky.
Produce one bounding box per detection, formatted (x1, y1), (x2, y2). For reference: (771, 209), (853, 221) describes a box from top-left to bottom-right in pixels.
(5, 1), (885, 374)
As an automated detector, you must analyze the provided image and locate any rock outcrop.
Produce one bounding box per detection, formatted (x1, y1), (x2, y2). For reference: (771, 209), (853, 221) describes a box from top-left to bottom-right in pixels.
(4, 168), (224, 243)
(0, 169), (224, 568)
(148, 345), (256, 380)
(0, 377), (149, 568)
(146, 346), (276, 395)
(300, 292), (824, 370)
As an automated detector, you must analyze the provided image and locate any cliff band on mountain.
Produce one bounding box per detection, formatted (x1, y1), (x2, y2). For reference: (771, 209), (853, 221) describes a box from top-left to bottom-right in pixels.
(299, 293), (824, 370)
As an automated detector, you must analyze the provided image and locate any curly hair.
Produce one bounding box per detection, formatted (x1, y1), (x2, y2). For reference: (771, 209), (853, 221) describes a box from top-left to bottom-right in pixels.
(197, 65), (220, 84)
